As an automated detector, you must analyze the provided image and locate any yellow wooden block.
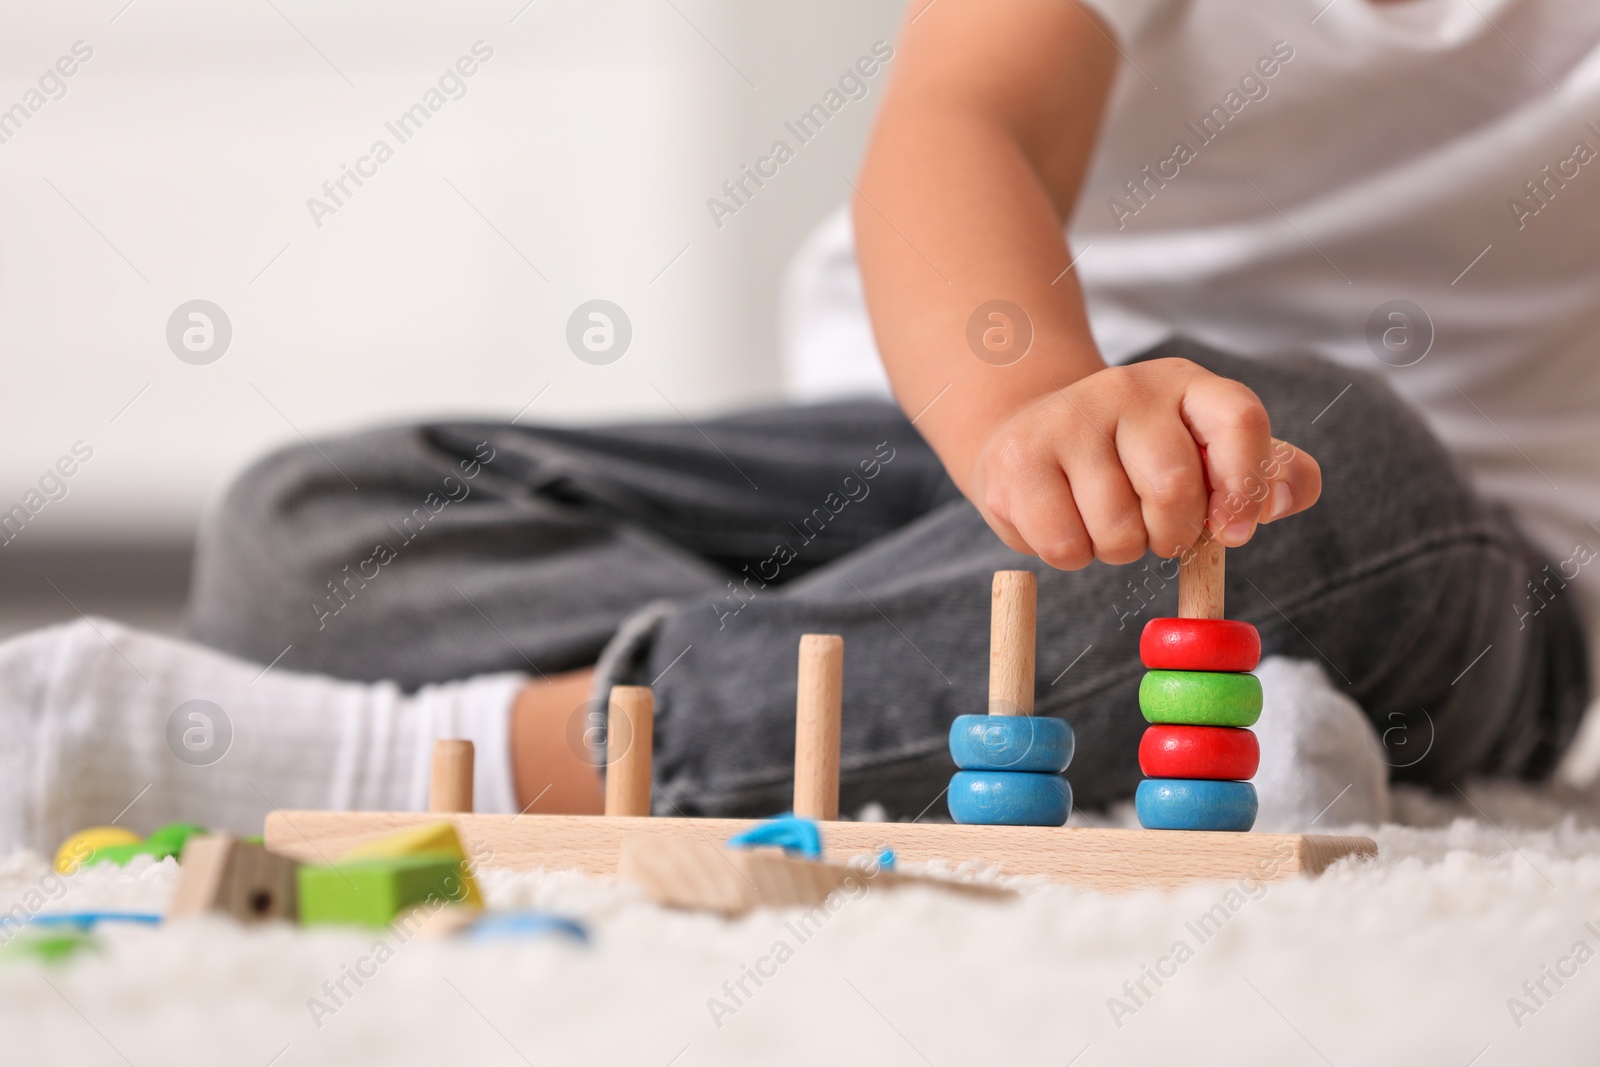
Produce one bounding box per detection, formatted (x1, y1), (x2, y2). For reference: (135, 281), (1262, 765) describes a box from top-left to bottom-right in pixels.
(341, 821), (483, 908)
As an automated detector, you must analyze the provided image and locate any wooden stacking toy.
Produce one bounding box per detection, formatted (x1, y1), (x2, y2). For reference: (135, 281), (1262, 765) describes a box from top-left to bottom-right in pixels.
(947, 571), (1073, 826)
(263, 574), (1376, 892)
(1136, 534), (1263, 832)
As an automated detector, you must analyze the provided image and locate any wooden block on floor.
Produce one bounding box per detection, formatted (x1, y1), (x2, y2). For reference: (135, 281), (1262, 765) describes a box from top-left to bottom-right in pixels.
(265, 812), (1376, 893)
(298, 855), (469, 929)
(169, 835), (299, 924)
(341, 820), (484, 908)
(618, 835), (1012, 915)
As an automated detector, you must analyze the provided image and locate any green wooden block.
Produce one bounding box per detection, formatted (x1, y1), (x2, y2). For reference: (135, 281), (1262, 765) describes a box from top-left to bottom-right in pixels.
(85, 842), (168, 868)
(82, 823), (210, 869)
(146, 823), (208, 851)
(297, 854), (469, 928)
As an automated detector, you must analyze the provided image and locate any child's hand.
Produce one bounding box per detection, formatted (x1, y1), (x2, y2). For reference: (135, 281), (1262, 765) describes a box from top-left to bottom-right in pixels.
(969, 358), (1322, 569)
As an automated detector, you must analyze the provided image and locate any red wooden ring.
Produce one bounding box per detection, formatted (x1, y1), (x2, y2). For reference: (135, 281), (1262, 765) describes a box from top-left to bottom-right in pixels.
(1139, 725), (1260, 780)
(1139, 617), (1261, 672)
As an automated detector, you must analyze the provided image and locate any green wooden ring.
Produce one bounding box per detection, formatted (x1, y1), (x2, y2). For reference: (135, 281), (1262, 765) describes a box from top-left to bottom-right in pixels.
(1140, 670), (1262, 727)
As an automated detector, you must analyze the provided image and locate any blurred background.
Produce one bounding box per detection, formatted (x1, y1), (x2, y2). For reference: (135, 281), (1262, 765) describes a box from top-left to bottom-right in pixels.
(0, 0), (902, 637)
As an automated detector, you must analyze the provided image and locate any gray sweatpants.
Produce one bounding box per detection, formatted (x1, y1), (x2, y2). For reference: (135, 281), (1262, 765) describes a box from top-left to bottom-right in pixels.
(188, 340), (1589, 816)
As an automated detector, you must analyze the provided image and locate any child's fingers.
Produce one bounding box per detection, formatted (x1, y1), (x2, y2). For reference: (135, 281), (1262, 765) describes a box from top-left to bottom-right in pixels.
(1060, 440), (1148, 566)
(1115, 411), (1208, 558)
(1259, 438), (1322, 523)
(1005, 462), (1095, 570)
(986, 512), (1035, 559)
(976, 478), (1034, 557)
(1178, 375), (1276, 546)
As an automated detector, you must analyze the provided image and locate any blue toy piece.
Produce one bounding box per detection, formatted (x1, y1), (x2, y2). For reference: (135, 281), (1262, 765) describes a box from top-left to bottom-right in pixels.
(876, 849), (896, 871)
(1136, 779), (1259, 832)
(726, 815), (823, 859)
(947, 771), (1071, 826)
(465, 912), (589, 944)
(29, 912), (162, 930)
(949, 715), (1074, 773)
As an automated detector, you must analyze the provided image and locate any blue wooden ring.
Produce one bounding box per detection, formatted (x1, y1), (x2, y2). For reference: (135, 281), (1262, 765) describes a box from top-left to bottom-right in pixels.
(949, 715), (1074, 772)
(947, 770), (1071, 826)
(1135, 779), (1258, 832)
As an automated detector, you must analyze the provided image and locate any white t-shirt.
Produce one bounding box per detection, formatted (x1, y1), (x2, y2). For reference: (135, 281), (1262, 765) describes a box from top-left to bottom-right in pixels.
(782, 0), (1600, 685)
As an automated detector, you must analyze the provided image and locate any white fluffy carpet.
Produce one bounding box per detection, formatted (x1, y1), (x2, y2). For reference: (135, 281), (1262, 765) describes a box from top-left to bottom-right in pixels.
(5, 782), (1600, 1066)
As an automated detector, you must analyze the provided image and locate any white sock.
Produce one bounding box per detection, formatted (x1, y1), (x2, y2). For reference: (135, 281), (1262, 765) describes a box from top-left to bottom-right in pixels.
(0, 618), (527, 856)
(1252, 656), (1390, 830)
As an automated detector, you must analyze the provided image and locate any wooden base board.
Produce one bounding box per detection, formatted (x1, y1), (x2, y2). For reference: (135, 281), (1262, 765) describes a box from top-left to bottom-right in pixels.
(265, 811), (1376, 893)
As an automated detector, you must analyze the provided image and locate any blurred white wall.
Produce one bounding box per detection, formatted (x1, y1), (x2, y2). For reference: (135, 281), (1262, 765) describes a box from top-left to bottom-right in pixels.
(0, 0), (902, 544)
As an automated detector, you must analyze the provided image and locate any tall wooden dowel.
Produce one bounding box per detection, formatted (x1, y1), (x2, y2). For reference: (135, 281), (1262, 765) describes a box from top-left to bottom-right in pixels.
(429, 740), (475, 813)
(605, 686), (655, 818)
(794, 634), (843, 821)
(1178, 532), (1226, 619)
(989, 570), (1037, 717)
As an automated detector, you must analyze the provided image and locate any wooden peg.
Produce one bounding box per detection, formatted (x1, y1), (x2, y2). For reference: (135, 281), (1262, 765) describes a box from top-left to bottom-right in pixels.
(1178, 532), (1225, 619)
(604, 686), (655, 818)
(429, 740), (475, 813)
(168, 835), (299, 924)
(989, 570), (1037, 716)
(794, 634), (843, 821)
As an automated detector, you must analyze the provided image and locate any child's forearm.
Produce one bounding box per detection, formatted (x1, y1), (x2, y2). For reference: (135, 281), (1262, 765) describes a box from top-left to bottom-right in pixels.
(859, 3), (1318, 568)
(856, 0), (1118, 498)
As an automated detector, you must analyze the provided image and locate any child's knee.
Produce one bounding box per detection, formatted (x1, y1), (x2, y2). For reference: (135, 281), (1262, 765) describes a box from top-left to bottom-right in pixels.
(189, 431), (400, 648)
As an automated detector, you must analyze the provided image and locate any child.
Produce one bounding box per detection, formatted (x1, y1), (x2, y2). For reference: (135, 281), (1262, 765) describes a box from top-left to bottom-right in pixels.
(2, 0), (1594, 852)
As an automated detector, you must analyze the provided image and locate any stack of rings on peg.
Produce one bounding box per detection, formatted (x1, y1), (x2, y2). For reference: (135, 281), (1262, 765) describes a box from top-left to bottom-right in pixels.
(947, 571), (1074, 826)
(1135, 535), (1263, 832)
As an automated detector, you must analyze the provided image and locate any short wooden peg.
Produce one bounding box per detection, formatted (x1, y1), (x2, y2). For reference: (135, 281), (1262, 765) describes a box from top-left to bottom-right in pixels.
(429, 740), (475, 814)
(1178, 532), (1225, 620)
(989, 570), (1037, 716)
(605, 686), (655, 818)
(794, 634), (843, 821)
